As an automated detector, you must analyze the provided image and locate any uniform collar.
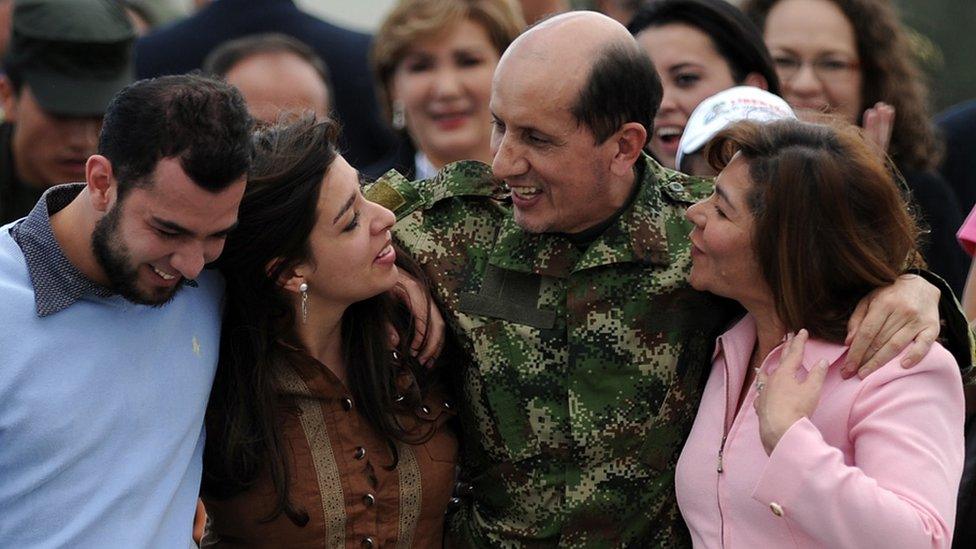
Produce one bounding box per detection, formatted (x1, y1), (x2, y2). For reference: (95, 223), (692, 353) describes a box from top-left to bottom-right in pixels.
(488, 153), (704, 277)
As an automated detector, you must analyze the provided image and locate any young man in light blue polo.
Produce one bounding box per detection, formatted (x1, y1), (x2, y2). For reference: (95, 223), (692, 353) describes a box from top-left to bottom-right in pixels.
(0, 72), (253, 547)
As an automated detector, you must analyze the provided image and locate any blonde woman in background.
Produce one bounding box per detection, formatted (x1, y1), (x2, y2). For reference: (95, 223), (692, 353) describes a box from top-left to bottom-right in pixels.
(367, 0), (525, 180)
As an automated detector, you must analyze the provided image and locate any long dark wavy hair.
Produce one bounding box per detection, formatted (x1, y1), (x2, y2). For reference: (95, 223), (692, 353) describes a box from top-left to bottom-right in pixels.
(743, 0), (942, 170)
(202, 116), (435, 526)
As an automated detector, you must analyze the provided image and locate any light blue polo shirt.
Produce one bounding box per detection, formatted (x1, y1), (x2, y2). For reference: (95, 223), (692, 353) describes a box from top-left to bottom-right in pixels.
(0, 185), (223, 547)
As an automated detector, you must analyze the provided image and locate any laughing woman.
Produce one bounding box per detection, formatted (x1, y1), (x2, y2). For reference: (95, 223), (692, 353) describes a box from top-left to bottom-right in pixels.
(201, 117), (457, 547)
(678, 119), (965, 547)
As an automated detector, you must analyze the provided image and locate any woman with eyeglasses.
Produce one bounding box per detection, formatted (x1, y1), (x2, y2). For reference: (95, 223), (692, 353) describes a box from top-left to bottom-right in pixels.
(743, 0), (968, 296)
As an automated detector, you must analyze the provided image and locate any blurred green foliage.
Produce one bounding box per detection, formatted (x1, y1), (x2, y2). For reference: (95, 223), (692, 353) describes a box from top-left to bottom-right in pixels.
(892, 0), (974, 113)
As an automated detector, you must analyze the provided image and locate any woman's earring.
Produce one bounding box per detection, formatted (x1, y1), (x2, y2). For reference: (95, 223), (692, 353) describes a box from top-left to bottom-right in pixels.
(299, 282), (309, 324)
(392, 100), (406, 130)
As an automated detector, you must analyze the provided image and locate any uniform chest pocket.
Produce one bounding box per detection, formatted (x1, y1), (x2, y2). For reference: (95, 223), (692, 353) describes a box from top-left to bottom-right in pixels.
(458, 319), (555, 464)
(457, 265), (556, 329)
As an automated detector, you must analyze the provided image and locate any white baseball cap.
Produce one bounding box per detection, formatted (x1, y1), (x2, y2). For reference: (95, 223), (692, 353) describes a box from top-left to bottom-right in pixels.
(675, 86), (796, 172)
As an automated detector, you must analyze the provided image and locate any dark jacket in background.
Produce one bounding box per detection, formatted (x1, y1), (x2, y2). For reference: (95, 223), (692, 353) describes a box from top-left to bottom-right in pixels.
(902, 167), (968, 298)
(0, 123), (44, 225)
(134, 0), (395, 169)
(937, 99), (976, 218)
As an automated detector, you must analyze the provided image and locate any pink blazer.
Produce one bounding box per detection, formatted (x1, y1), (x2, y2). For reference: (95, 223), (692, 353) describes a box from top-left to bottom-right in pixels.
(676, 315), (965, 548)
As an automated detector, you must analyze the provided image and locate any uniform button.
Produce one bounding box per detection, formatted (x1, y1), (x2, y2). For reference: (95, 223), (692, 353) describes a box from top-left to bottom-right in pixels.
(363, 493), (375, 507)
(341, 397), (353, 411)
(455, 481), (473, 497)
(354, 446), (366, 460)
(445, 496), (462, 514)
(362, 537), (375, 548)
(770, 502), (784, 517)
(668, 181), (684, 193)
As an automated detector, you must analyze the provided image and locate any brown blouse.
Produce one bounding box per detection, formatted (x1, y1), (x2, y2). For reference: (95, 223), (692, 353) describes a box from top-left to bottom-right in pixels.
(201, 355), (458, 548)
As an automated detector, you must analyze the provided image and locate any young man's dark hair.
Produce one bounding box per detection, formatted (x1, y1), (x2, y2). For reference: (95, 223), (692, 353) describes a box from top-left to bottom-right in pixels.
(98, 74), (254, 197)
(570, 40), (662, 146)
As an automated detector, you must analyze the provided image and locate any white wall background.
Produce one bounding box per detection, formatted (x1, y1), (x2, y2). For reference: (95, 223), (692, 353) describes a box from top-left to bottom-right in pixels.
(298, 0), (398, 32)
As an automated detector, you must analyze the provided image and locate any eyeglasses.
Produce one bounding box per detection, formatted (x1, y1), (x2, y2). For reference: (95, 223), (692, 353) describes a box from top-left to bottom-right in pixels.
(772, 55), (861, 83)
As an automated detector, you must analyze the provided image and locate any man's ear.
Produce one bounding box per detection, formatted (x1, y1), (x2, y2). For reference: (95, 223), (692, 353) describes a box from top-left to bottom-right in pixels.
(85, 155), (115, 213)
(609, 122), (648, 178)
(0, 76), (19, 122)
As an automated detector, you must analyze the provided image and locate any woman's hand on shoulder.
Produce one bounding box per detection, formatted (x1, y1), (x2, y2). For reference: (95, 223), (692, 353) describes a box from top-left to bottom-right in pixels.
(755, 330), (830, 455)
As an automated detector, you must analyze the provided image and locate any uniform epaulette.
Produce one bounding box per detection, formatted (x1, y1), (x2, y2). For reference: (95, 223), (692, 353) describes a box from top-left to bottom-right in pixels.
(365, 160), (504, 220)
(647, 157), (714, 203)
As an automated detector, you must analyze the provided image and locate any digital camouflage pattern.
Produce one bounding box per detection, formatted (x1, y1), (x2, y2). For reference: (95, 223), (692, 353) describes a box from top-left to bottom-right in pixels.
(367, 154), (739, 547)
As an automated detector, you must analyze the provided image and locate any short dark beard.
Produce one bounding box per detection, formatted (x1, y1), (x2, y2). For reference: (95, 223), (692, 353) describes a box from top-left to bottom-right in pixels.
(91, 200), (180, 307)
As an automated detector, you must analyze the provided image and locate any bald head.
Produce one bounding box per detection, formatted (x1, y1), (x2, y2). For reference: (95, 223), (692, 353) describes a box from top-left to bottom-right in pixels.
(495, 11), (661, 144)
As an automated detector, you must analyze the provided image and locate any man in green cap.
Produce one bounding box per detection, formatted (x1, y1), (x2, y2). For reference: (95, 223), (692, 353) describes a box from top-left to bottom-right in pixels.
(0, 0), (135, 224)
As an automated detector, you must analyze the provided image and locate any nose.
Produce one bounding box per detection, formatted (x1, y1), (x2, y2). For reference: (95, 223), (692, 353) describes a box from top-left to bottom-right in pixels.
(685, 200), (706, 227)
(170, 241), (208, 280)
(491, 131), (528, 180)
(786, 63), (823, 97)
(432, 66), (462, 98)
(368, 199), (396, 235)
(64, 117), (101, 150)
(657, 83), (678, 115)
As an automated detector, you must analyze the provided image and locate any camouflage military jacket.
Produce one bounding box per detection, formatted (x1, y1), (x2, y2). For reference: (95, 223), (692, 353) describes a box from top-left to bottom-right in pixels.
(367, 154), (737, 548)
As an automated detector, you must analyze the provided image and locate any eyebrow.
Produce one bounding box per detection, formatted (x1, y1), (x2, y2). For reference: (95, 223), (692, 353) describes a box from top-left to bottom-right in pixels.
(151, 217), (238, 238)
(332, 192), (357, 225)
(714, 183), (737, 212)
(668, 62), (704, 73)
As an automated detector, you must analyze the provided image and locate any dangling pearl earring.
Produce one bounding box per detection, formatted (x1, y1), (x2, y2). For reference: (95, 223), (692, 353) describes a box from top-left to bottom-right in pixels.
(299, 282), (309, 324)
(392, 100), (406, 130)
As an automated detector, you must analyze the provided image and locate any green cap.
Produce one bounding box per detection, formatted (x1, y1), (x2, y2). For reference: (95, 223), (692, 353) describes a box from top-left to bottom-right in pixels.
(7, 0), (136, 116)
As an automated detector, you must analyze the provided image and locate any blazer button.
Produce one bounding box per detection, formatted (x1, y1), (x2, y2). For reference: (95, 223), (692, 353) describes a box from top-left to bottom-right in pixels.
(354, 446), (366, 460)
(363, 493), (375, 507)
(770, 502), (784, 517)
(341, 397), (353, 411)
(362, 537), (375, 548)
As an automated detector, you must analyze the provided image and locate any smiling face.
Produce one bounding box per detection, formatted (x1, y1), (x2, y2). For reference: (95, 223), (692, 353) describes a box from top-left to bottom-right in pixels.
(685, 153), (767, 304)
(298, 155), (399, 308)
(489, 44), (632, 235)
(92, 157), (245, 305)
(763, 0), (863, 124)
(390, 18), (499, 168)
(637, 23), (745, 170)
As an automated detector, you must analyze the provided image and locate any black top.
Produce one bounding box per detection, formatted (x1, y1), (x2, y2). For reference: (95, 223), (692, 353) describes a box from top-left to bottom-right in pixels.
(902, 166), (968, 297)
(134, 0), (395, 170)
(936, 99), (976, 217)
(0, 122), (45, 225)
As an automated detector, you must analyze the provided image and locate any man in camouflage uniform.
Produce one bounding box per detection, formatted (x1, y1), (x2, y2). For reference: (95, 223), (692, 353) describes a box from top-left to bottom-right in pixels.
(367, 11), (961, 548)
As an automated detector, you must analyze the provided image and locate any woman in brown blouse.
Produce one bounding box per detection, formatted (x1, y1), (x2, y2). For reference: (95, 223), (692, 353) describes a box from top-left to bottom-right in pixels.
(201, 116), (458, 547)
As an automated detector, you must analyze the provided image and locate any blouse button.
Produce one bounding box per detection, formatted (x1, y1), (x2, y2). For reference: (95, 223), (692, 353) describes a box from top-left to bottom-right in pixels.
(769, 502), (784, 517)
(341, 397), (353, 411)
(362, 537), (375, 548)
(354, 446), (367, 460)
(363, 493), (375, 507)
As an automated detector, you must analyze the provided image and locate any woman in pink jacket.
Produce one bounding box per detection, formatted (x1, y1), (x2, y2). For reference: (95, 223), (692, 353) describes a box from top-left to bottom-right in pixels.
(678, 118), (965, 548)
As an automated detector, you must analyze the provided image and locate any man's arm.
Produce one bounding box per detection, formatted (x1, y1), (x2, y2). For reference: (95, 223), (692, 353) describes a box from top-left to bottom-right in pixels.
(844, 271), (975, 382)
